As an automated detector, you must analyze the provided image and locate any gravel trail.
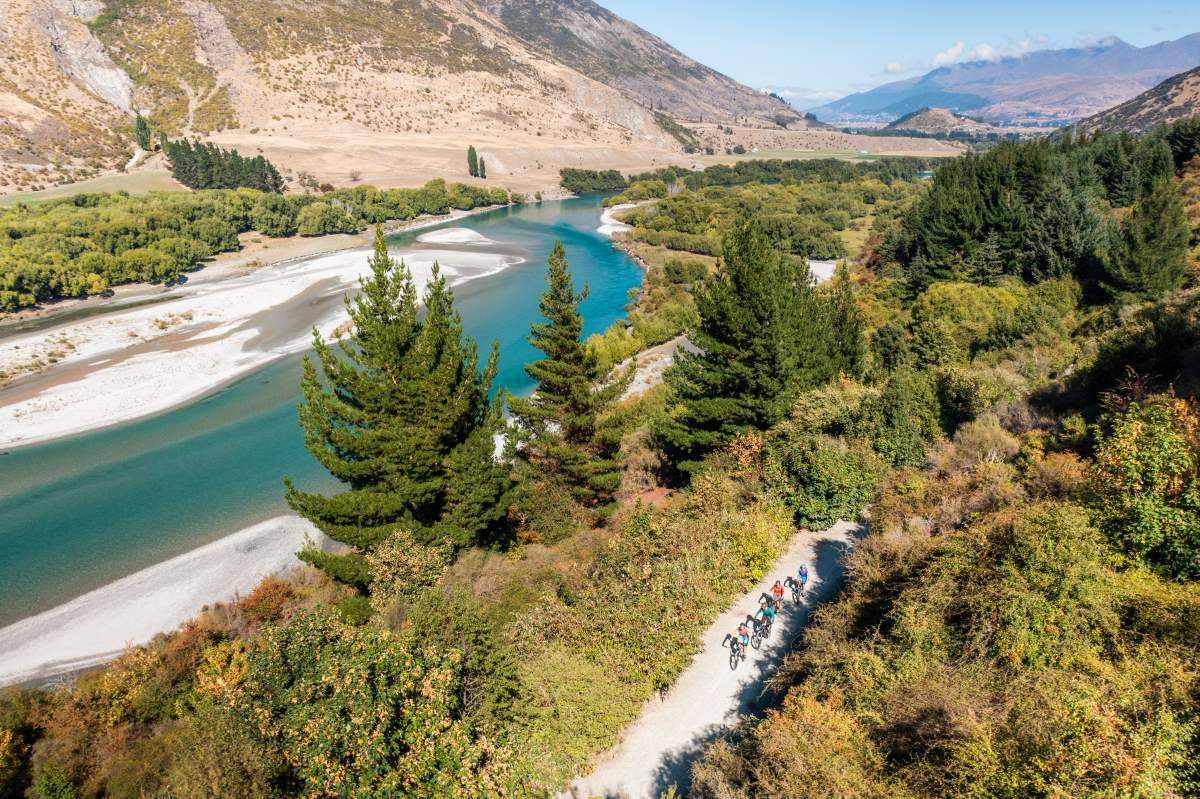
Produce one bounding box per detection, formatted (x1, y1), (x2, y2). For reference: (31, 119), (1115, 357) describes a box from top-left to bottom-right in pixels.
(566, 520), (861, 798)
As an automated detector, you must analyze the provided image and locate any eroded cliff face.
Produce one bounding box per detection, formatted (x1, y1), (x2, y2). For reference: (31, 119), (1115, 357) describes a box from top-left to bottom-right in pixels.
(0, 0), (131, 188)
(44, 0), (133, 112)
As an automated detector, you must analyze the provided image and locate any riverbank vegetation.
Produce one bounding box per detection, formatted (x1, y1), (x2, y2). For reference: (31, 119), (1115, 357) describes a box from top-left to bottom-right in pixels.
(0, 181), (512, 313)
(3, 125), (1200, 797)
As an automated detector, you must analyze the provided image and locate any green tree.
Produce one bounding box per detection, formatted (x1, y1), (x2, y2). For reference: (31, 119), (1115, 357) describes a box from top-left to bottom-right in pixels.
(827, 262), (865, 378)
(285, 229), (511, 589)
(479, 158), (487, 180)
(1102, 177), (1192, 298)
(133, 114), (150, 151)
(467, 146), (479, 178)
(657, 218), (834, 473)
(508, 242), (624, 508)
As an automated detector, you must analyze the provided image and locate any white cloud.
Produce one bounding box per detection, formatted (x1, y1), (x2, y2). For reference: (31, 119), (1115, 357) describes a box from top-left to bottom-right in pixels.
(969, 43), (999, 61)
(926, 35), (1053, 69)
(931, 41), (965, 67)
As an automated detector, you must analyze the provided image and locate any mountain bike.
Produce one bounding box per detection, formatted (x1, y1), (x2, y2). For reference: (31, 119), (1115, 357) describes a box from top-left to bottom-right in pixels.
(728, 637), (746, 670)
(751, 616), (772, 649)
(785, 576), (803, 604)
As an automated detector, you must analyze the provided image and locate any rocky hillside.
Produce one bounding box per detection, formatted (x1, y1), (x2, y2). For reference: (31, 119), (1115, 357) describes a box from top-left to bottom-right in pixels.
(884, 107), (1006, 137)
(0, 0), (132, 189)
(811, 33), (1200, 125)
(0, 0), (801, 194)
(1073, 64), (1200, 134)
(477, 0), (801, 125)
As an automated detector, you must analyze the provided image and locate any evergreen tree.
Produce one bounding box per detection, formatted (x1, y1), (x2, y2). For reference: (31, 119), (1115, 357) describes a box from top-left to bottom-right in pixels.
(285, 229), (511, 588)
(134, 114), (151, 150)
(1102, 177), (1191, 298)
(508, 242), (624, 507)
(467, 146), (479, 178)
(827, 261), (865, 378)
(966, 233), (1005, 285)
(478, 158), (486, 180)
(657, 218), (835, 473)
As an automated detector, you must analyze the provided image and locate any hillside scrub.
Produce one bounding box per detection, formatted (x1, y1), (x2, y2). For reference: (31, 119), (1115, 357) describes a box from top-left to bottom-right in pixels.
(686, 121), (1200, 798)
(0, 180), (511, 312)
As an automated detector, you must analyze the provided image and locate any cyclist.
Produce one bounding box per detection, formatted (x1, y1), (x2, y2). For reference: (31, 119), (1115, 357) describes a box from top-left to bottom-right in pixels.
(755, 598), (776, 635)
(784, 574), (802, 603)
(770, 579), (785, 609)
(797, 563), (810, 594)
(735, 621), (751, 649)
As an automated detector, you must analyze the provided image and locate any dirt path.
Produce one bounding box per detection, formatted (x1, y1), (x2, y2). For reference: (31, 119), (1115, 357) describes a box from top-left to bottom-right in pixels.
(566, 520), (861, 799)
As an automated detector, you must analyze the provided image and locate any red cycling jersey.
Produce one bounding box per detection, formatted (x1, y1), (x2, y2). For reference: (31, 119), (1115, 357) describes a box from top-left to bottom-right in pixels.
(770, 584), (784, 599)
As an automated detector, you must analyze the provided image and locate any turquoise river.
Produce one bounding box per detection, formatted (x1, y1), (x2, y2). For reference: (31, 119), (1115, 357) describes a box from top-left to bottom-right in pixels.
(0, 196), (642, 625)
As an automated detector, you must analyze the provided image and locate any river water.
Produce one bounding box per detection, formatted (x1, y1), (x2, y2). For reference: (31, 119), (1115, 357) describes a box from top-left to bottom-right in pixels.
(0, 196), (640, 626)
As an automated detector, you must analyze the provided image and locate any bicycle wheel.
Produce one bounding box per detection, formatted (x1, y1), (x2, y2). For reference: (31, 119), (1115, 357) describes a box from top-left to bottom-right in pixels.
(729, 649), (739, 670)
(751, 633), (762, 650)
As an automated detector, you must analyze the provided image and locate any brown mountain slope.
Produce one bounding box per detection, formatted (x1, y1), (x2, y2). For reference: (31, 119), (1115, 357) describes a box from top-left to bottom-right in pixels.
(2, 0), (686, 192)
(0, 0), (948, 195)
(0, 0), (132, 189)
(477, 0), (801, 125)
(883, 107), (1006, 136)
(1073, 64), (1200, 134)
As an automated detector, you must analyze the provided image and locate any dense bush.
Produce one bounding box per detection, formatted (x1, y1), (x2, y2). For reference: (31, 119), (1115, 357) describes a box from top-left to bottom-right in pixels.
(1090, 395), (1200, 579)
(0, 180), (511, 312)
(558, 168), (628, 194)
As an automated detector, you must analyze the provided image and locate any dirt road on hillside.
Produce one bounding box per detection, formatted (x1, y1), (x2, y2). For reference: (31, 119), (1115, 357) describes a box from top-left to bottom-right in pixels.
(566, 521), (862, 799)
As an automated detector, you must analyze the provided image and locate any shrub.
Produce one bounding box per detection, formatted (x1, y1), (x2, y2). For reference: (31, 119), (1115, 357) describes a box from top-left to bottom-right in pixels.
(1089, 394), (1200, 578)
(944, 414), (1019, 473)
(854, 368), (942, 466)
(366, 529), (452, 611)
(295, 202), (357, 236)
(764, 433), (883, 528)
(211, 610), (527, 798)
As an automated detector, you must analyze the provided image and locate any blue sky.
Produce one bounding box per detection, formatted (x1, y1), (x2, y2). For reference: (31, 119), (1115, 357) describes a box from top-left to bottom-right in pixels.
(599, 1), (1200, 105)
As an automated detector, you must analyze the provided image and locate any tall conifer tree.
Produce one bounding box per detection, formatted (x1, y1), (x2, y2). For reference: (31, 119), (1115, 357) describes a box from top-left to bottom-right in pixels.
(657, 218), (835, 473)
(467, 146), (479, 178)
(508, 242), (624, 507)
(1103, 177), (1191, 298)
(827, 261), (865, 378)
(285, 229), (511, 588)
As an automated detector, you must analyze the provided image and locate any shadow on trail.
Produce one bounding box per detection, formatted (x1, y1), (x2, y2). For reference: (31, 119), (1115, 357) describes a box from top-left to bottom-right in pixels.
(644, 531), (859, 799)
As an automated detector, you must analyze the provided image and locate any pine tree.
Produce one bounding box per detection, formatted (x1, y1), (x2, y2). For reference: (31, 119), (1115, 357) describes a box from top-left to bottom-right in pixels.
(467, 146), (479, 178)
(285, 229), (511, 588)
(478, 158), (486, 180)
(1102, 177), (1191, 298)
(966, 233), (1005, 285)
(134, 114), (151, 150)
(657, 218), (835, 473)
(508, 242), (624, 507)
(827, 262), (865, 378)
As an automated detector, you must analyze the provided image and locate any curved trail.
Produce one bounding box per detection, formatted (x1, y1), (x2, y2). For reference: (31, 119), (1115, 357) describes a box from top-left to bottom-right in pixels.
(567, 520), (861, 799)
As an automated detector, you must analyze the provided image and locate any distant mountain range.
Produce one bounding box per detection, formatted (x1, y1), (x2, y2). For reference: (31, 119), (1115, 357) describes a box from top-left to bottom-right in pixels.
(1073, 64), (1200, 134)
(810, 34), (1200, 125)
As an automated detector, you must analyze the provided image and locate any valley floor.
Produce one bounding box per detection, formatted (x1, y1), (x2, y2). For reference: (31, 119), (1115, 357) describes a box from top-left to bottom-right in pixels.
(567, 521), (861, 799)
